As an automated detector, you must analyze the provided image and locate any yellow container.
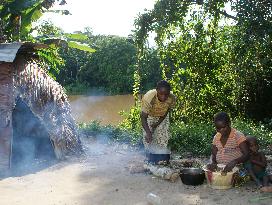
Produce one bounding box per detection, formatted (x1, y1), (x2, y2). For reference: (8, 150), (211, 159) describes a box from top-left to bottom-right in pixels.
(203, 164), (239, 190)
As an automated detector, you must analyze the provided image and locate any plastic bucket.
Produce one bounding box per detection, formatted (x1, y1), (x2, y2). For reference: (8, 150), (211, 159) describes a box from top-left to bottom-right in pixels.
(203, 164), (239, 190)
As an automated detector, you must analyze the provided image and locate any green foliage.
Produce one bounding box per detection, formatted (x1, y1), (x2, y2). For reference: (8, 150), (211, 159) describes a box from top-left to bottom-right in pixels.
(169, 121), (214, 156)
(232, 119), (272, 149)
(78, 120), (142, 146)
(164, 24), (240, 121)
(49, 27), (162, 95)
(0, 0), (66, 41)
(35, 21), (95, 54)
(132, 70), (141, 101)
(57, 46), (91, 85)
(232, 0), (272, 120)
(67, 41), (95, 53)
(64, 33), (89, 41)
(168, 119), (272, 156)
(78, 120), (103, 136)
(138, 48), (162, 93)
(77, 36), (137, 94)
(37, 47), (64, 78)
(134, 0), (272, 122)
(33, 21), (95, 80)
(79, 111), (272, 156)
(119, 105), (141, 132)
(64, 82), (91, 95)
(35, 19), (63, 37)
(0, 1), (95, 80)
(0, 1), (67, 77)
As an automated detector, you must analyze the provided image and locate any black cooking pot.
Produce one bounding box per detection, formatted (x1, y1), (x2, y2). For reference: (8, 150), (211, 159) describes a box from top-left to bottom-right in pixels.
(147, 153), (170, 164)
(180, 168), (205, 186)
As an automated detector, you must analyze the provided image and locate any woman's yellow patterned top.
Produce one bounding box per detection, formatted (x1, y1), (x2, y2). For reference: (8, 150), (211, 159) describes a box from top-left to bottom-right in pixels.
(141, 89), (176, 117)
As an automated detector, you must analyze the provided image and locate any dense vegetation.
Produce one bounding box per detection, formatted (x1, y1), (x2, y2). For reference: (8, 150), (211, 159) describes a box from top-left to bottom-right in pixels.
(0, 0), (96, 76)
(133, 0), (272, 122)
(119, 0), (272, 154)
(80, 118), (272, 156)
(54, 30), (161, 94)
(1, 0), (272, 155)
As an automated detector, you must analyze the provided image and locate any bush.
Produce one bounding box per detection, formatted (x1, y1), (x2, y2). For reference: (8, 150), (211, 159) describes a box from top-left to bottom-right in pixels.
(64, 83), (91, 95)
(168, 118), (272, 156)
(78, 120), (142, 146)
(169, 121), (214, 156)
(79, 117), (272, 156)
(232, 119), (272, 149)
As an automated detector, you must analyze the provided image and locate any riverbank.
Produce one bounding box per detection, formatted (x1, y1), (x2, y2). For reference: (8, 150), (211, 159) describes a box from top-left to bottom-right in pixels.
(0, 137), (271, 205)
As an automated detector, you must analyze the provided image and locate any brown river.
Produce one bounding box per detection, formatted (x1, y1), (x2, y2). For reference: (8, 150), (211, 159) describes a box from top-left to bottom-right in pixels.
(68, 95), (135, 125)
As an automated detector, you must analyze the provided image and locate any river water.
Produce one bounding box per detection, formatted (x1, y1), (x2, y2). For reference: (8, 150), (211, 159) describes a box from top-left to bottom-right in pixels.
(68, 95), (135, 125)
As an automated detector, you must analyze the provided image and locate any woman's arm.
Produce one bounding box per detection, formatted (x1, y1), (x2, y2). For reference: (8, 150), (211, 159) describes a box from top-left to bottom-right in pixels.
(140, 111), (152, 143)
(151, 109), (169, 130)
(224, 141), (249, 172)
(236, 141), (250, 163)
(211, 145), (218, 164)
(207, 145), (218, 171)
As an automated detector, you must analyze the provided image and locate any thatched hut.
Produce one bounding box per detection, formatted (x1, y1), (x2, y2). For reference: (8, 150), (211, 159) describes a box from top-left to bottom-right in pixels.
(0, 42), (82, 173)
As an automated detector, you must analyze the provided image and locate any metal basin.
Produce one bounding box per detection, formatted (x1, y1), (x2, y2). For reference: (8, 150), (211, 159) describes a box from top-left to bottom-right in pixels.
(147, 153), (170, 164)
(180, 168), (205, 186)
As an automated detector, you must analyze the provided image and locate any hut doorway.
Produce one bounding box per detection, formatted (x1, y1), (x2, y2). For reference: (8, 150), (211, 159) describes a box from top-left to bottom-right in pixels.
(11, 98), (56, 175)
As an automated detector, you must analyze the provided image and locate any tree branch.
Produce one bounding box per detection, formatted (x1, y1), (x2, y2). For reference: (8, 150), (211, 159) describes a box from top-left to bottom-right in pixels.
(219, 10), (237, 20)
(191, 0), (238, 20)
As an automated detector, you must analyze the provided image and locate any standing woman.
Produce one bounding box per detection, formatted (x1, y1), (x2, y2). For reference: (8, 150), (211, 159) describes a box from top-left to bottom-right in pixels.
(140, 80), (176, 154)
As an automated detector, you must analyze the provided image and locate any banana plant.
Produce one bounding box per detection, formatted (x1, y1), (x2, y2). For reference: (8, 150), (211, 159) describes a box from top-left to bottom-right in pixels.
(36, 31), (95, 78)
(0, 0), (95, 78)
(0, 0), (95, 51)
(0, 0), (69, 41)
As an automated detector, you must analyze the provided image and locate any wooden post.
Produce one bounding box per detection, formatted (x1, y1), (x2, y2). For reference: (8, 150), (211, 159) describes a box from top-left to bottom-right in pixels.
(0, 62), (14, 173)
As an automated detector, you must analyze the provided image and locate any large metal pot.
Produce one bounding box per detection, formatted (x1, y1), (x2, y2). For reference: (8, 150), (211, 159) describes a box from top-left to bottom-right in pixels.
(147, 153), (170, 164)
(180, 168), (205, 186)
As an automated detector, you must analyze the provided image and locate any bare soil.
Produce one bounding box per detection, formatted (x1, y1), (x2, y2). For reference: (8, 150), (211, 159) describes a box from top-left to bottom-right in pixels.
(0, 138), (272, 205)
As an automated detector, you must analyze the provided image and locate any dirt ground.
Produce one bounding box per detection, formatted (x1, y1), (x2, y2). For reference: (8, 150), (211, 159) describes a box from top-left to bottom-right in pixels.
(0, 138), (272, 205)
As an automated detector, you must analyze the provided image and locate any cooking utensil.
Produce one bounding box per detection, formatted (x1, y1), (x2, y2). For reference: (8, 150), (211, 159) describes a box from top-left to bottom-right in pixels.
(147, 153), (170, 164)
(180, 167), (205, 186)
(203, 164), (239, 189)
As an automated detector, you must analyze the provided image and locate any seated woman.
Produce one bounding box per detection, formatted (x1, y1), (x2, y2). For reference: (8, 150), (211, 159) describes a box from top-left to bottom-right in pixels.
(207, 112), (249, 173)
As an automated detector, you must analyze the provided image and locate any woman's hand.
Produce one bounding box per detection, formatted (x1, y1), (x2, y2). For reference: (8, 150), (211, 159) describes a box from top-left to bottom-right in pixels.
(207, 163), (217, 171)
(141, 111), (153, 143)
(145, 130), (152, 143)
(151, 113), (168, 131)
(151, 122), (159, 131)
(223, 160), (237, 172)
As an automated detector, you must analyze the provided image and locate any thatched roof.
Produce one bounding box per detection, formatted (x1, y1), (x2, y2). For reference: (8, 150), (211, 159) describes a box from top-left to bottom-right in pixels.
(0, 42), (22, 62)
(0, 42), (82, 170)
(0, 42), (48, 63)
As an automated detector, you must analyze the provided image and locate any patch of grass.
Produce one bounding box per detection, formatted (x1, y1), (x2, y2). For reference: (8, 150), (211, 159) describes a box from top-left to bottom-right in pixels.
(78, 121), (142, 146)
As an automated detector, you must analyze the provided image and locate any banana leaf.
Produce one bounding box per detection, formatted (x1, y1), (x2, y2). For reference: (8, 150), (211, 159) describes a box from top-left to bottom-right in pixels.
(68, 41), (95, 53)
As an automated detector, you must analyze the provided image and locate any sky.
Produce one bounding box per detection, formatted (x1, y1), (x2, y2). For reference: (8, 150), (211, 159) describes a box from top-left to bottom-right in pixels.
(40, 0), (157, 37)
